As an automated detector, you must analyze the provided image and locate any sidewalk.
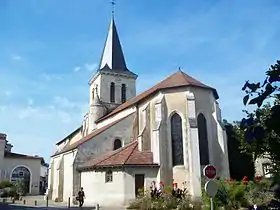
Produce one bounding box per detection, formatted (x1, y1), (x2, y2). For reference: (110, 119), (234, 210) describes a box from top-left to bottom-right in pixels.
(0, 196), (126, 210)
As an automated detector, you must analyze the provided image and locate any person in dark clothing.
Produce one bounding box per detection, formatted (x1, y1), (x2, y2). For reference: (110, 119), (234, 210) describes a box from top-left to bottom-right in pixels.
(77, 187), (85, 207)
(150, 181), (157, 198)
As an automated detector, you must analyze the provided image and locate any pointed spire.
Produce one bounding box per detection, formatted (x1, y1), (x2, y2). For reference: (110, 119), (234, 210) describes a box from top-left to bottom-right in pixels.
(98, 17), (128, 72)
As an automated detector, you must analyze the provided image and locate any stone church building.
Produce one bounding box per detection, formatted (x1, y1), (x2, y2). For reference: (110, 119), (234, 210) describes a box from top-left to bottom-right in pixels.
(47, 16), (230, 206)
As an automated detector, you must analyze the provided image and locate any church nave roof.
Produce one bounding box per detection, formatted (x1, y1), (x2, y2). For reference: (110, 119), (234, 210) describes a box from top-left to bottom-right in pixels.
(96, 70), (218, 123)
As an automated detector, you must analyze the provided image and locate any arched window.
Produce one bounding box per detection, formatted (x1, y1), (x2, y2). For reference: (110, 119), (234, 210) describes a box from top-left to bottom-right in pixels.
(171, 113), (184, 166)
(121, 84), (126, 103)
(197, 113), (209, 165)
(113, 139), (122, 150)
(10, 166), (31, 194)
(110, 82), (115, 103)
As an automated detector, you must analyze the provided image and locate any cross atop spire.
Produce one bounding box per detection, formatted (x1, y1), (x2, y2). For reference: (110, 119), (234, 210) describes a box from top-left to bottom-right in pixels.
(111, 0), (116, 18)
(96, 2), (137, 77)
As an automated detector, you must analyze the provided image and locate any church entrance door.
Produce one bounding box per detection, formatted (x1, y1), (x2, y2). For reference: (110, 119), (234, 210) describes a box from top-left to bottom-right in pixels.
(134, 174), (145, 197)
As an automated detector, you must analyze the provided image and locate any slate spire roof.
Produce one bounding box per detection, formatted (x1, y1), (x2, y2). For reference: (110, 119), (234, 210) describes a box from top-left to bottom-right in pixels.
(98, 17), (130, 73)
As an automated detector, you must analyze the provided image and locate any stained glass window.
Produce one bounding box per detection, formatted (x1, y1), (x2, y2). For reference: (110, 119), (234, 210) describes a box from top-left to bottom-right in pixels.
(197, 113), (210, 165)
(171, 113), (184, 166)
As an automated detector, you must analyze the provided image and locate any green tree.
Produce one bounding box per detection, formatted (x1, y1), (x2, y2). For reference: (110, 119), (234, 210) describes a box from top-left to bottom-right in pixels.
(241, 60), (280, 172)
(223, 120), (255, 180)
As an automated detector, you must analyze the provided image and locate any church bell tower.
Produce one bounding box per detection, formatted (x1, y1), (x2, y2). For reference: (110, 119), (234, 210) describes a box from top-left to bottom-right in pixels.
(87, 15), (138, 132)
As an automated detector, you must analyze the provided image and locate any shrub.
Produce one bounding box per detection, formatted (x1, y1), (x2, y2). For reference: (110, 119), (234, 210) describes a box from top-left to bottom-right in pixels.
(129, 176), (278, 209)
(0, 181), (13, 189)
(245, 178), (274, 207)
(127, 185), (194, 210)
(203, 176), (275, 209)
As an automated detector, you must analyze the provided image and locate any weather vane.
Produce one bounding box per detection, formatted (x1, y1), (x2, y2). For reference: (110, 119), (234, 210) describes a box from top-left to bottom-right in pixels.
(111, 0), (116, 17)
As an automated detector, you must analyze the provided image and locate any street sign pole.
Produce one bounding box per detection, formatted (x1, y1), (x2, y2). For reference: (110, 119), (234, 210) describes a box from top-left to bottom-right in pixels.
(210, 197), (214, 210)
(203, 165), (218, 210)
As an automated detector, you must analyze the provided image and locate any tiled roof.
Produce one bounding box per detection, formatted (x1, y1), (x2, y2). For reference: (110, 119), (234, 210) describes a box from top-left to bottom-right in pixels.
(97, 70), (218, 123)
(51, 113), (134, 157)
(4, 152), (43, 159)
(78, 141), (158, 170)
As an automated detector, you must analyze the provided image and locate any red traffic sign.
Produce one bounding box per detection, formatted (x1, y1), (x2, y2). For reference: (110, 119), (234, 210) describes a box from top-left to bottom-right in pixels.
(203, 165), (217, 179)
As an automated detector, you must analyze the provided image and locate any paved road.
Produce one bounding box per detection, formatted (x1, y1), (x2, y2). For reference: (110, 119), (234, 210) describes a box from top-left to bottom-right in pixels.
(0, 203), (125, 210)
(0, 203), (94, 209)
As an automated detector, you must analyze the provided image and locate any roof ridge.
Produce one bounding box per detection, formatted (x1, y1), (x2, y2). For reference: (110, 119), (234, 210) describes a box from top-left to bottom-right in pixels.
(94, 141), (137, 166)
(179, 70), (208, 86)
(123, 141), (138, 164)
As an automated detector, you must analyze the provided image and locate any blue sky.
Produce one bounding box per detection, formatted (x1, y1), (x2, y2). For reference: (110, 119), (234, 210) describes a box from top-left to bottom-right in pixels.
(0, 0), (279, 161)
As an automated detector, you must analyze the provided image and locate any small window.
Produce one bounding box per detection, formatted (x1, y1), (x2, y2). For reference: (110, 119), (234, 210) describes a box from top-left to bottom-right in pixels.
(18, 171), (24, 177)
(110, 82), (115, 103)
(121, 84), (126, 103)
(105, 170), (113, 183)
(263, 163), (272, 178)
(113, 139), (122, 150)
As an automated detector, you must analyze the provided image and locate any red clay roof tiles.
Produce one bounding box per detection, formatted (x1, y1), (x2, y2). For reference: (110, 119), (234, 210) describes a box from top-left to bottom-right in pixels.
(78, 141), (158, 170)
(96, 70), (218, 122)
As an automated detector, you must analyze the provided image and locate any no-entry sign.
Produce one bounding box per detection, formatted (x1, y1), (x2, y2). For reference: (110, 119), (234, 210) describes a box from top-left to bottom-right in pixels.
(203, 165), (217, 179)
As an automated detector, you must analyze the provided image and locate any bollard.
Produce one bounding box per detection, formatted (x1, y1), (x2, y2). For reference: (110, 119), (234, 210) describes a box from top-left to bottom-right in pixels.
(68, 197), (70, 209)
(23, 199), (26, 204)
(96, 203), (100, 210)
(46, 196), (49, 207)
(34, 200), (37, 206)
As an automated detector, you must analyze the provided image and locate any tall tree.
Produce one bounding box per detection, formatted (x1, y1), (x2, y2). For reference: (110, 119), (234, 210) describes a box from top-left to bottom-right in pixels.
(224, 120), (255, 180)
(241, 60), (280, 172)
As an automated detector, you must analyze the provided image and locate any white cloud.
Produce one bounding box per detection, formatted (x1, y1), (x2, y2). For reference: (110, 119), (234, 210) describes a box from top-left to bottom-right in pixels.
(4, 91), (12, 96)
(84, 63), (97, 72)
(54, 96), (77, 109)
(41, 73), (62, 81)
(0, 103), (83, 159)
(27, 98), (34, 106)
(73, 66), (81, 72)
(11, 54), (22, 61)
(73, 63), (98, 73)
